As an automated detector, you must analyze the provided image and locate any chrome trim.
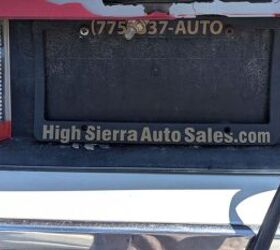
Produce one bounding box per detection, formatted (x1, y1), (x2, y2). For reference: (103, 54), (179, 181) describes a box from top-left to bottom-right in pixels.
(0, 219), (262, 236)
(0, 220), (279, 250)
(0, 171), (279, 191)
(3, 165), (280, 175)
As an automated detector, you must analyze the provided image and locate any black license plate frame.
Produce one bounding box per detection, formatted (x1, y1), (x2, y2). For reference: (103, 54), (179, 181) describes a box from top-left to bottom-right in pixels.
(33, 18), (280, 146)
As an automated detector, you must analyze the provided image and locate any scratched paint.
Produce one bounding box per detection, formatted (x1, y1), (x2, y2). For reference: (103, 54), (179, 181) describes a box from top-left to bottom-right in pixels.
(193, 0), (280, 17)
(0, 0), (279, 18)
(49, 0), (146, 17)
(50, 0), (280, 17)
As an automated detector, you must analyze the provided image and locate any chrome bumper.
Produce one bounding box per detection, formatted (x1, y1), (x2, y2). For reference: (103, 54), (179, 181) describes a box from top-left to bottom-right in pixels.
(0, 171), (279, 249)
(0, 219), (279, 250)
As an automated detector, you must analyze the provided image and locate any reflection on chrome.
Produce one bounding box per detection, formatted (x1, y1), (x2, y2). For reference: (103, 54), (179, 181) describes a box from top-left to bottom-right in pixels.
(0, 232), (94, 249)
(0, 231), (279, 250)
(0, 221), (279, 250)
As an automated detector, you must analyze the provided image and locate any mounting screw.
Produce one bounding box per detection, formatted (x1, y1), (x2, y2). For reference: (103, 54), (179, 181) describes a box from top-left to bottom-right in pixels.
(125, 20), (147, 40)
(79, 26), (90, 38)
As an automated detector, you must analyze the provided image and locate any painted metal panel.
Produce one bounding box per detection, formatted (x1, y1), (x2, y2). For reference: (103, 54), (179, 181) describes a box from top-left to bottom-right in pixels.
(0, 0), (280, 19)
(0, 171), (279, 226)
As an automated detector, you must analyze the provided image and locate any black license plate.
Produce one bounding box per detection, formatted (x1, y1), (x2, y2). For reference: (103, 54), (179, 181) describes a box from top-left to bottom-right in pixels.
(33, 18), (280, 145)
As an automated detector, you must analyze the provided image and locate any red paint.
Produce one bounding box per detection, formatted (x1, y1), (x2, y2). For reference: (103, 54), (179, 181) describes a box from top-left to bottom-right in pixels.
(0, 121), (11, 141)
(0, 0), (181, 20)
(0, 0), (184, 20)
(142, 11), (175, 20)
(0, 0), (177, 20)
(0, 0), (100, 19)
(0, 0), (278, 19)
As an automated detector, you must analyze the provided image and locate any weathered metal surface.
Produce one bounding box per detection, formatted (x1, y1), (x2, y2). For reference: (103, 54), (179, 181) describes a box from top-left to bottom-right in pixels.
(0, 0), (280, 19)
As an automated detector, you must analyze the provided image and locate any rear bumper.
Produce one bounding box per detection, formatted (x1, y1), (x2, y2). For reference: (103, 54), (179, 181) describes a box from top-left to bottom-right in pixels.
(0, 171), (279, 249)
(0, 219), (279, 249)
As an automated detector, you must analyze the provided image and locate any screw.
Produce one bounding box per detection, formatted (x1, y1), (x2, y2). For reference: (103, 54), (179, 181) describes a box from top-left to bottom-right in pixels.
(125, 20), (147, 40)
(80, 26), (90, 37)
(136, 22), (145, 33)
(125, 26), (137, 41)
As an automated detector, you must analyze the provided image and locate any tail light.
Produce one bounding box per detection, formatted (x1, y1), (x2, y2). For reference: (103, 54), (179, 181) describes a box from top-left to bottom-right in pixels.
(0, 20), (11, 141)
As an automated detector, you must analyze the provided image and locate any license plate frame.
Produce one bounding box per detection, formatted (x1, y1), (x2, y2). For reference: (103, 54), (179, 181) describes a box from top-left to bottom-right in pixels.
(33, 18), (280, 146)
